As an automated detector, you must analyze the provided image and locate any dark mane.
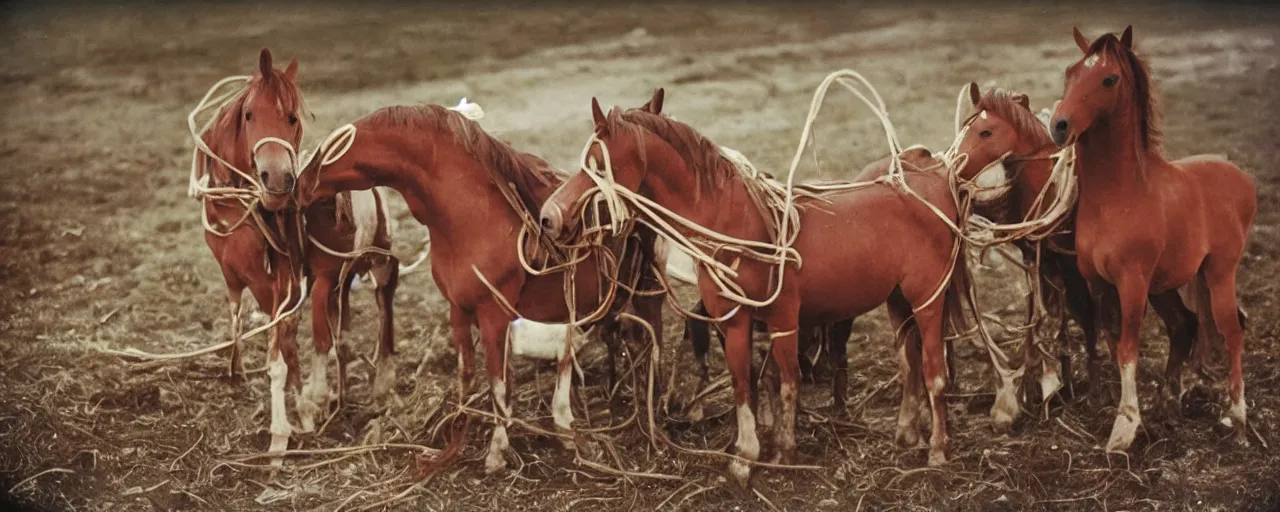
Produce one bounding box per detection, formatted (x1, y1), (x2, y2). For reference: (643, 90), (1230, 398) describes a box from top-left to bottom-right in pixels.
(362, 104), (562, 214)
(976, 88), (1055, 152)
(1088, 34), (1163, 152)
(607, 107), (737, 196)
(201, 67), (309, 187)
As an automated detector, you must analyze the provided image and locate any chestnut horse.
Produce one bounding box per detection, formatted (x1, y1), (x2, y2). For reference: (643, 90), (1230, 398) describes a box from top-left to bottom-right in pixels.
(260, 103), (664, 474)
(954, 83), (1214, 426)
(1048, 26), (1256, 451)
(195, 49), (399, 453)
(539, 90), (968, 486)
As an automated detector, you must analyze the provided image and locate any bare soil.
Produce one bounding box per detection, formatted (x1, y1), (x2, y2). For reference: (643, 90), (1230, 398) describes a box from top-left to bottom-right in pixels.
(2, 3), (1279, 511)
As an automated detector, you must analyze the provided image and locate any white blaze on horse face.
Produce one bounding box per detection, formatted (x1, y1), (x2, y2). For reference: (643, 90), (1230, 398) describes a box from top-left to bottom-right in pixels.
(1084, 53), (1101, 68)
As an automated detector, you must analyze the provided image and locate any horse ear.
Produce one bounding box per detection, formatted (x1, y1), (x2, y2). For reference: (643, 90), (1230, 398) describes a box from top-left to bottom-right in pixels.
(1013, 93), (1029, 109)
(650, 88), (665, 115)
(258, 48), (274, 76)
(967, 82), (981, 107)
(1072, 26), (1090, 54)
(284, 59), (298, 81)
(591, 97), (608, 133)
(1120, 25), (1133, 48)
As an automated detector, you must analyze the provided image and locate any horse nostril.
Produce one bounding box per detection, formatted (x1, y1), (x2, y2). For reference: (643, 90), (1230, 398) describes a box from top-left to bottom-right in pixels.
(259, 171), (270, 183)
(1054, 119), (1069, 134)
(541, 216), (557, 233)
(284, 174), (295, 190)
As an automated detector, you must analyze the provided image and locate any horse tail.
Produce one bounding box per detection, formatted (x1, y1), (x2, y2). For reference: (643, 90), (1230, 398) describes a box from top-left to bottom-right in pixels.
(415, 410), (474, 478)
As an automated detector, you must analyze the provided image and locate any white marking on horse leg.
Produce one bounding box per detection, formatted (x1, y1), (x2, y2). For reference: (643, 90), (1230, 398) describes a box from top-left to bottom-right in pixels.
(1039, 359), (1063, 406)
(895, 344), (923, 448)
(552, 353), (575, 433)
(267, 353), (292, 455)
(297, 350), (328, 433)
(1107, 362), (1141, 452)
(729, 402), (759, 487)
(1222, 379), (1247, 431)
(777, 381), (797, 459)
(989, 366), (1019, 433)
(485, 378), (511, 474)
(928, 374), (949, 466)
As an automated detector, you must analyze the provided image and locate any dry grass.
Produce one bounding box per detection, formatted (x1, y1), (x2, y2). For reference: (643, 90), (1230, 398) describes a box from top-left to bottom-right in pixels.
(3, 3), (1280, 511)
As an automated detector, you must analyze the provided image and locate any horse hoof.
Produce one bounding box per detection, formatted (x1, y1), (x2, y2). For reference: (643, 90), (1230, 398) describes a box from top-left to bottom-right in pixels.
(728, 460), (752, 489)
(928, 448), (948, 467)
(894, 426), (922, 449)
(1105, 413), (1140, 453)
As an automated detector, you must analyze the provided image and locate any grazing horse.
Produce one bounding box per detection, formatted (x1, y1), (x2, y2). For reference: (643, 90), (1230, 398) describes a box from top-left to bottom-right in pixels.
(954, 83), (1212, 425)
(1048, 26), (1256, 451)
(196, 49), (399, 454)
(259, 103), (664, 474)
(539, 90), (968, 487)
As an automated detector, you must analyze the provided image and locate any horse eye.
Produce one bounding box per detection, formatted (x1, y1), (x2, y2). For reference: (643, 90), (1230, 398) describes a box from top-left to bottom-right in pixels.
(979, 129), (992, 139)
(244, 111), (254, 122)
(1102, 74), (1119, 87)
(288, 114), (298, 126)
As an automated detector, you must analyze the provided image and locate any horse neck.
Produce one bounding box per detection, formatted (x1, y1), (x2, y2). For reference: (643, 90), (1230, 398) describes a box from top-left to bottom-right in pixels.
(644, 151), (767, 241)
(356, 127), (523, 246)
(1008, 140), (1061, 220)
(1074, 111), (1163, 205)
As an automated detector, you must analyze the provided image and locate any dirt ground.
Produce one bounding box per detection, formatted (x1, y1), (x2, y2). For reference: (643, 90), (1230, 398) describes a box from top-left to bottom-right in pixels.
(3, 3), (1279, 511)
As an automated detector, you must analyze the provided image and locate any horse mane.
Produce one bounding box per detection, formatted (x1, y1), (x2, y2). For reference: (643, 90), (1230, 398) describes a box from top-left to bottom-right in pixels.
(1088, 34), (1163, 152)
(363, 104), (561, 214)
(976, 89), (1055, 152)
(607, 107), (737, 197)
(201, 67), (309, 187)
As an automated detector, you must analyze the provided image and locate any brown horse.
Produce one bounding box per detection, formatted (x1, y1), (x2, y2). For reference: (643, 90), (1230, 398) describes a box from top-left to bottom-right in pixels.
(1048, 26), (1256, 452)
(195, 49), (399, 453)
(954, 83), (1214, 426)
(259, 102), (664, 474)
(633, 92), (857, 416)
(539, 89), (968, 486)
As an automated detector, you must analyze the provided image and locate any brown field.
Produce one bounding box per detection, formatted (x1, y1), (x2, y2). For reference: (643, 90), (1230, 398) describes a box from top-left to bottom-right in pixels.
(2, 3), (1279, 511)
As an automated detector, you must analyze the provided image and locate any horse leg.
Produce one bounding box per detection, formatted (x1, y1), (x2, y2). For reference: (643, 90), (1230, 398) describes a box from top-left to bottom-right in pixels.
(889, 293), (925, 449)
(297, 274), (335, 434)
(916, 302), (950, 466)
(1093, 285), (1121, 407)
(722, 311), (759, 488)
(449, 304), (477, 399)
(1059, 257), (1101, 402)
(682, 309), (712, 421)
(830, 318), (853, 413)
(267, 307), (302, 459)
(1149, 289), (1196, 420)
(478, 303), (516, 474)
(1105, 273), (1149, 454)
(222, 278), (246, 378)
(768, 317), (802, 464)
(227, 296), (245, 378)
(371, 256), (399, 400)
(1018, 267), (1043, 406)
(552, 322), (580, 448)
(1201, 261), (1248, 444)
(1036, 271), (1066, 409)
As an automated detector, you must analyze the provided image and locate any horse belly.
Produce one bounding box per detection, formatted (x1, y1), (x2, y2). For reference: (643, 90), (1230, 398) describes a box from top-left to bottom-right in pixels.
(793, 238), (899, 324)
